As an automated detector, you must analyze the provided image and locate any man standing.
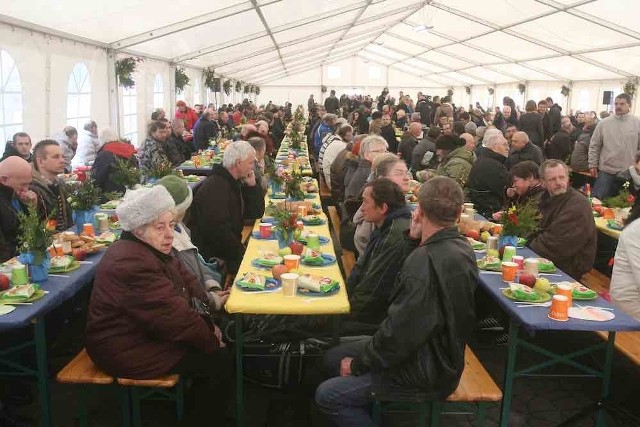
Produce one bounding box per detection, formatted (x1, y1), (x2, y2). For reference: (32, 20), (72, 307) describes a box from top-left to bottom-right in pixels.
(530, 160), (596, 279)
(397, 122), (423, 167)
(538, 100), (551, 143)
(589, 93), (640, 199)
(545, 116), (574, 162)
(30, 140), (73, 232)
(2, 132), (33, 162)
(506, 131), (544, 169)
(0, 157), (37, 261)
(546, 97), (562, 137)
(324, 90), (340, 114)
(186, 141), (264, 273)
(316, 177), (477, 427)
(72, 120), (100, 168)
(193, 109), (220, 151)
(379, 114), (398, 154)
(55, 126), (78, 172)
(307, 94), (315, 112)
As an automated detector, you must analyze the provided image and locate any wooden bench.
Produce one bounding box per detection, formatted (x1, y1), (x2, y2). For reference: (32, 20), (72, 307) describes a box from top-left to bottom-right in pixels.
(372, 347), (502, 427)
(57, 349), (184, 427)
(327, 206), (357, 278)
(318, 173), (333, 202)
(581, 270), (640, 366)
(241, 223), (255, 245)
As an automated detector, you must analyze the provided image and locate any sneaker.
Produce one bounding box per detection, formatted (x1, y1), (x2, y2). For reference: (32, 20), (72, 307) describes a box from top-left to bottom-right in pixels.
(494, 333), (509, 346)
(476, 317), (504, 331)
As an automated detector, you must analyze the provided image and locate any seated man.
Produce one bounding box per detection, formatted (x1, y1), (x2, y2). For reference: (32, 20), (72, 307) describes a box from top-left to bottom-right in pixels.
(466, 132), (510, 218)
(316, 176), (478, 426)
(505, 131), (544, 169)
(346, 178), (412, 327)
(530, 160), (596, 279)
(2, 132), (33, 162)
(418, 134), (474, 188)
(0, 157), (37, 261)
(343, 135), (387, 201)
(186, 141), (265, 273)
(30, 140), (73, 231)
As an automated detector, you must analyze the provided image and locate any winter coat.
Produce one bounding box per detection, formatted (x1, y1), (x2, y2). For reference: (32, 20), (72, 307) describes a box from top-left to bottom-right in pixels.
(138, 137), (170, 173)
(313, 122), (334, 158)
(466, 149), (509, 218)
(193, 118), (219, 151)
(160, 138), (185, 167)
(29, 171), (72, 232)
(322, 140), (347, 187)
(167, 133), (194, 165)
(548, 104), (562, 136)
(330, 149), (355, 203)
(324, 96), (339, 114)
(380, 124), (398, 154)
(86, 232), (219, 379)
(185, 165), (264, 273)
(92, 141), (138, 199)
(53, 133), (76, 172)
(411, 136), (437, 173)
(397, 133), (418, 167)
(530, 188), (596, 279)
(435, 147), (475, 187)
(347, 207), (412, 324)
(1, 143), (32, 163)
(351, 227), (477, 401)
(175, 108), (199, 132)
(505, 142), (544, 169)
(570, 125), (595, 172)
(72, 128), (101, 168)
(611, 218), (640, 321)
(0, 184), (28, 262)
(344, 158), (372, 200)
(545, 130), (573, 162)
(519, 112), (545, 149)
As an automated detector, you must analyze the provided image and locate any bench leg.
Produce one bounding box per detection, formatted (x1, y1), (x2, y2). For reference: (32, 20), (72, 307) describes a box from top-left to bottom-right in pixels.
(476, 402), (487, 427)
(78, 385), (88, 427)
(371, 399), (382, 426)
(429, 401), (441, 427)
(131, 387), (142, 427)
(418, 402), (428, 427)
(120, 387), (131, 427)
(176, 379), (185, 421)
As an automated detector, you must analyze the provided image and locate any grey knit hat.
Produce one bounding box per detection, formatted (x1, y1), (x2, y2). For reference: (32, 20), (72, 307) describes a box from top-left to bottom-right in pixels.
(116, 186), (175, 231)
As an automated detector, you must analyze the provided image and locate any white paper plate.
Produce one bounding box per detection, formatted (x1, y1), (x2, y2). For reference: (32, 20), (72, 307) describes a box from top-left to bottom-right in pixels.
(0, 305), (16, 315)
(568, 307), (615, 322)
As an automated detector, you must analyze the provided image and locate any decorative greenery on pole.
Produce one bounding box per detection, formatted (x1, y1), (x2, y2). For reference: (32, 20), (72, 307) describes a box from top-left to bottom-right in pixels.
(223, 79), (232, 96)
(561, 84), (571, 97)
(175, 68), (190, 93)
(115, 57), (143, 89)
(623, 77), (639, 98)
(235, 81), (242, 92)
(203, 68), (216, 91)
(518, 83), (526, 95)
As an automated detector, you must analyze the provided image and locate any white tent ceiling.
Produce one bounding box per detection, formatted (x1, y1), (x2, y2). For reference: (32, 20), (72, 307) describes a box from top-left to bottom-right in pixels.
(1, 0), (639, 86)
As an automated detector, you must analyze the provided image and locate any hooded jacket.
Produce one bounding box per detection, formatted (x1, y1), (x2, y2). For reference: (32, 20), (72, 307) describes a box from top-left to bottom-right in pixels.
(351, 227), (477, 401)
(347, 207), (412, 325)
(72, 128), (101, 168)
(466, 149), (509, 218)
(435, 146), (475, 187)
(1, 143), (33, 163)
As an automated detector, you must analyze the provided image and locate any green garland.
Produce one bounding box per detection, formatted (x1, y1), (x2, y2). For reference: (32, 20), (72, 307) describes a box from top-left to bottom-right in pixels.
(113, 157), (142, 189)
(255, 86), (261, 95)
(115, 57), (143, 89)
(203, 68), (216, 91)
(175, 67), (190, 93)
(223, 79), (232, 96)
(66, 179), (102, 211)
(235, 81), (243, 92)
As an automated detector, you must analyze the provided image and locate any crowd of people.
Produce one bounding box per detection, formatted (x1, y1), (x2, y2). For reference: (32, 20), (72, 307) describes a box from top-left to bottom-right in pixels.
(1, 86), (640, 426)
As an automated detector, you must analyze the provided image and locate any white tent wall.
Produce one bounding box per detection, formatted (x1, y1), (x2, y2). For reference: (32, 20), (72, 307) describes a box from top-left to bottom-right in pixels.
(0, 24), (109, 142)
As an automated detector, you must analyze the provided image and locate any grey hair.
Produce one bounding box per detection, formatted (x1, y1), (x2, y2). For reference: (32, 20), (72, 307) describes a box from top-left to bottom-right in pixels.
(484, 132), (505, 149)
(171, 118), (185, 128)
(539, 159), (569, 180)
(323, 113), (338, 124)
(482, 128), (503, 147)
(83, 120), (97, 132)
(360, 135), (388, 158)
(223, 141), (256, 169)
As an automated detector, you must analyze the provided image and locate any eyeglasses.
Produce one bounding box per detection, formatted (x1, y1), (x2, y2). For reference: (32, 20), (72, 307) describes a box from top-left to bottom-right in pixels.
(370, 148), (388, 154)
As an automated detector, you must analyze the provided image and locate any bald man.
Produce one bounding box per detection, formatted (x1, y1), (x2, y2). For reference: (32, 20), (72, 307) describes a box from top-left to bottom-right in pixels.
(0, 157), (37, 261)
(505, 131), (544, 169)
(460, 133), (476, 153)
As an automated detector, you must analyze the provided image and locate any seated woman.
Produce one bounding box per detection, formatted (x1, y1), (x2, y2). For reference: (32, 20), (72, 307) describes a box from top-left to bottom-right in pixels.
(611, 204), (640, 321)
(86, 186), (223, 379)
(153, 175), (229, 311)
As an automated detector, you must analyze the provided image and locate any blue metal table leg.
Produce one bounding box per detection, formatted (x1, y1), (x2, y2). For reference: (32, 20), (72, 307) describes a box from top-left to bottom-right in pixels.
(499, 319), (519, 427)
(34, 319), (51, 427)
(236, 314), (244, 427)
(596, 331), (616, 427)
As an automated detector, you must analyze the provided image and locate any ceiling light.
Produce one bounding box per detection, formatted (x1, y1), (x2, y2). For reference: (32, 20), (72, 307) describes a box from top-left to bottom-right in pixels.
(413, 24), (433, 32)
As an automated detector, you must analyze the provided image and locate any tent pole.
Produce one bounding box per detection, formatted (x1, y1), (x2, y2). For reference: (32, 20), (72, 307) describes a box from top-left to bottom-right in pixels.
(106, 49), (121, 135)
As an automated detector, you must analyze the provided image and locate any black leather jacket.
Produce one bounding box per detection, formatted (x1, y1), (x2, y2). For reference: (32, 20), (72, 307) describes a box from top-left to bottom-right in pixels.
(352, 227), (478, 401)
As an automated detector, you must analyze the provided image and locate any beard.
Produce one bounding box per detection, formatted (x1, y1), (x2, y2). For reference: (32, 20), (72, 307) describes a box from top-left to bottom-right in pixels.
(549, 187), (568, 197)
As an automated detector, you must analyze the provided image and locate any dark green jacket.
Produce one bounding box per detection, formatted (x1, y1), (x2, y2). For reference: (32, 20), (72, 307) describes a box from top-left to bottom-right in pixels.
(435, 147), (474, 187)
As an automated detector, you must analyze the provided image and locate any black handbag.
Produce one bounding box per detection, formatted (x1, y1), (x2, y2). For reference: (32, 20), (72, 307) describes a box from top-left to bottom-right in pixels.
(190, 297), (215, 327)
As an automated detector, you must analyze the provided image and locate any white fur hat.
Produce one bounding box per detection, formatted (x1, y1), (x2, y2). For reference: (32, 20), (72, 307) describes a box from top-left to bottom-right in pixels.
(116, 186), (175, 231)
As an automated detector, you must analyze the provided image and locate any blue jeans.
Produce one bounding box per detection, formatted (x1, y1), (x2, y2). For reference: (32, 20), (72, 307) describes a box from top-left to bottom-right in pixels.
(315, 338), (376, 427)
(593, 170), (623, 200)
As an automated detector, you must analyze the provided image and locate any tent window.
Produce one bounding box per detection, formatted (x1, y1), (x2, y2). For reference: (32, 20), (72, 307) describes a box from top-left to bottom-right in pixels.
(153, 74), (164, 109)
(327, 66), (341, 80)
(0, 50), (23, 144)
(368, 66), (381, 80)
(122, 86), (138, 146)
(66, 63), (91, 131)
(194, 77), (201, 105)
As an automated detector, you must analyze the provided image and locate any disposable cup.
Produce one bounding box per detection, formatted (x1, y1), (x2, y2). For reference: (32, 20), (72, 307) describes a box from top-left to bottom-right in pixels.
(281, 273), (299, 297)
(512, 255), (524, 270)
(501, 262), (518, 282)
(11, 265), (28, 286)
(306, 233), (320, 249)
(556, 283), (573, 307)
(502, 245), (517, 262)
(549, 295), (569, 321)
(464, 207), (476, 217)
(259, 223), (273, 238)
(298, 205), (308, 217)
(82, 223), (95, 237)
(524, 259), (539, 277)
(283, 255), (300, 271)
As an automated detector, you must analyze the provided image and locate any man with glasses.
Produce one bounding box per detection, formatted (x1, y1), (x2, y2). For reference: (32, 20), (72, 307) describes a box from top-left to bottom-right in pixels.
(344, 135), (388, 200)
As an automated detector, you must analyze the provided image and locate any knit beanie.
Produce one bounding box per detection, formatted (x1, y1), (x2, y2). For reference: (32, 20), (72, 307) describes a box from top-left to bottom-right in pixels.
(435, 134), (464, 151)
(116, 186), (175, 231)
(154, 175), (193, 213)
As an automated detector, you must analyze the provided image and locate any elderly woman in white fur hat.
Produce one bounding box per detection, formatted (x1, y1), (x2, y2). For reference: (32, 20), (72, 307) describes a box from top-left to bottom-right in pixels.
(85, 185), (224, 381)
(153, 175), (230, 310)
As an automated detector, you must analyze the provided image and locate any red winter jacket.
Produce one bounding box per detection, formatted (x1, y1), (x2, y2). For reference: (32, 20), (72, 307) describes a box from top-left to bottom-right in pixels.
(86, 233), (219, 379)
(175, 108), (199, 131)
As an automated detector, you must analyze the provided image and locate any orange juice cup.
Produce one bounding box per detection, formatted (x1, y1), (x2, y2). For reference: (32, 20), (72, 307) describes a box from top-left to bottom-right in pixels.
(283, 255), (300, 271)
(549, 295), (569, 321)
(555, 283), (573, 307)
(82, 223), (95, 237)
(298, 205), (308, 217)
(603, 208), (615, 219)
(501, 262), (518, 281)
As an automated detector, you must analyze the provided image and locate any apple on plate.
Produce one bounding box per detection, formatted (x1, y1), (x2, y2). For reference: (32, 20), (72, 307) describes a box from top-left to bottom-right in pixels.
(72, 248), (87, 261)
(289, 241), (304, 256)
(480, 231), (491, 243)
(465, 229), (480, 240)
(0, 275), (10, 291)
(272, 265), (288, 280)
(519, 273), (536, 288)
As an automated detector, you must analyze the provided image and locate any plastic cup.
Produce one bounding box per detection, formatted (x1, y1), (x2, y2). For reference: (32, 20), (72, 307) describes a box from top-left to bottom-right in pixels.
(306, 233), (320, 249)
(82, 223), (95, 237)
(556, 283), (573, 307)
(501, 262), (518, 282)
(281, 273), (299, 297)
(549, 295), (569, 321)
(297, 205), (308, 217)
(283, 255), (300, 271)
(512, 255), (524, 270)
(524, 259), (539, 277)
(464, 207), (476, 217)
(502, 245), (516, 262)
(95, 213), (109, 233)
(463, 203), (474, 210)
(259, 223), (273, 239)
(487, 236), (499, 253)
(459, 214), (470, 224)
(11, 265), (28, 286)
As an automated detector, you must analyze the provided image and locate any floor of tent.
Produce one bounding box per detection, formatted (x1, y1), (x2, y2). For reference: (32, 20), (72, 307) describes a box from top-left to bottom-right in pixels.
(3, 289), (640, 427)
